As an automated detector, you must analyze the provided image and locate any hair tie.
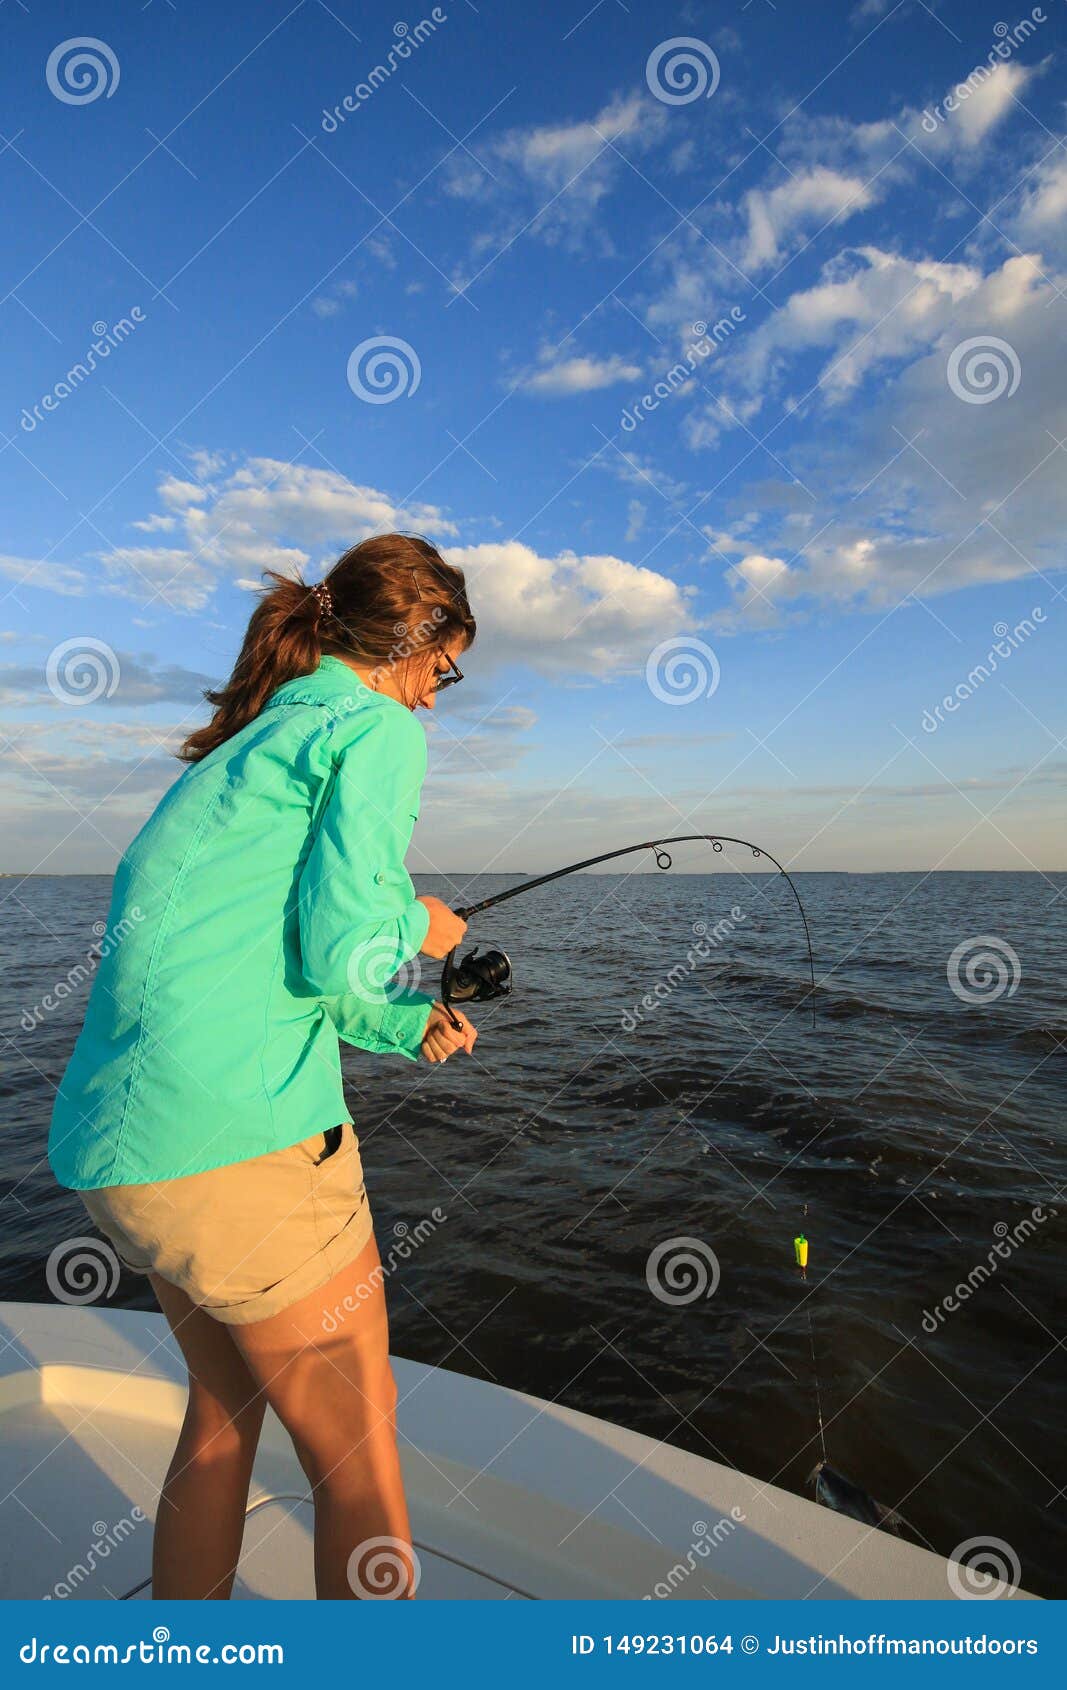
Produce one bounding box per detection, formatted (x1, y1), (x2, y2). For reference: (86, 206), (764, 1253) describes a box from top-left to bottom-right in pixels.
(310, 581), (333, 621)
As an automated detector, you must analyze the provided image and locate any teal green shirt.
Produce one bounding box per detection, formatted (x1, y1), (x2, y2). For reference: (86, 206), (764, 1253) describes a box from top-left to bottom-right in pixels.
(48, 657), (436, 1190)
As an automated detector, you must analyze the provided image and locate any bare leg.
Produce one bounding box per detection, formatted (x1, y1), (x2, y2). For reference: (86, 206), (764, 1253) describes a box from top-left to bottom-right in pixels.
(148, 1275), (267, 1599)
(228, 1233), (414, 1600)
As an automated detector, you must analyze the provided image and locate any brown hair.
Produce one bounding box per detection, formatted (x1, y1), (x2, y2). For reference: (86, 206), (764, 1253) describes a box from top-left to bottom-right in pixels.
(179, 533), (475, 763)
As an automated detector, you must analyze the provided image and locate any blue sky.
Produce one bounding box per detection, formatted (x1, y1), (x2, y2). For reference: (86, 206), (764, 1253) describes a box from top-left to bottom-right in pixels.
(2, 0), (1065, 875)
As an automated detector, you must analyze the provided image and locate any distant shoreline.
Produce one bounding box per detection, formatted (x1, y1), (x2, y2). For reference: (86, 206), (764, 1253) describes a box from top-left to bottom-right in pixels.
(3, 868), (1063, 878)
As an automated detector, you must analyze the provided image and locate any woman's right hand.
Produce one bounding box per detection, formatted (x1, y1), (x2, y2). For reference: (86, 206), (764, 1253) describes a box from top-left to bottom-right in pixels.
(416, 895), (468, 958)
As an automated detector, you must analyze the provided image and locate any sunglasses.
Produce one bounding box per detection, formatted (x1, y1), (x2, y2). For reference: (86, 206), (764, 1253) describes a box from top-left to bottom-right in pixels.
(412, 569), (464, 691)
(433, 653), (464, 691)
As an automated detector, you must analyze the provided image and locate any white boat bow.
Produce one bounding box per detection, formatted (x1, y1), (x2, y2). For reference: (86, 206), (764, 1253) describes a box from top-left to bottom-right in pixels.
(0, 1302), (1035, 1602)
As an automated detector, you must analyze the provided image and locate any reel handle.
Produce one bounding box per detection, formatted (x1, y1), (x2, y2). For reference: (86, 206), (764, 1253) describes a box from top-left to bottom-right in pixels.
(440, 947), (464, 1031)
(438, 901), (475, 1032)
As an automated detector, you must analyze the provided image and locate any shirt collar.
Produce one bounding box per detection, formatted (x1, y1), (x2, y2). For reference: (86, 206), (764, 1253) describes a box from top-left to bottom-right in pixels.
(265, 656), (375, 711)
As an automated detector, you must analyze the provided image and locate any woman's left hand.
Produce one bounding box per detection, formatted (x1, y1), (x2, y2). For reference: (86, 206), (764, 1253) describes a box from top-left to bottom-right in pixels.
(421, 1002), (477, 1064)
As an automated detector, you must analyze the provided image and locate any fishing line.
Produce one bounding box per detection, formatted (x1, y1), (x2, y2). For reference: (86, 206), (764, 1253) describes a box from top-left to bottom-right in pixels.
(795, 1207), (828, 1465)
(794, 1214), (930, 1544)
(806, 1309), (829, 1465)
(438, 832), (816, 1034)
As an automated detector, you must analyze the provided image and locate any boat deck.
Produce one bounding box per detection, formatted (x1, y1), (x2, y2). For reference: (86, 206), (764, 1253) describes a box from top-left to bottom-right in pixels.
(0, 1302), (1030, 1601)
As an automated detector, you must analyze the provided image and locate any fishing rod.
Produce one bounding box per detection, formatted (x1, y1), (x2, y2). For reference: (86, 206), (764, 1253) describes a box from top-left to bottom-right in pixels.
(438, 832), (816, 1033)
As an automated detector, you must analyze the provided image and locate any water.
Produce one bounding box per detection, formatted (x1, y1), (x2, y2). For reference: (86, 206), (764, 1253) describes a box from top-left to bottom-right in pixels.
(1, 869), (1064, 1596)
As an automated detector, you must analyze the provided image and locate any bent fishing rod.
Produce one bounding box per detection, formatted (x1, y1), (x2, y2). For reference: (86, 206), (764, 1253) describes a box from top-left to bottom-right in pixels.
(438, 833), (816, 1033)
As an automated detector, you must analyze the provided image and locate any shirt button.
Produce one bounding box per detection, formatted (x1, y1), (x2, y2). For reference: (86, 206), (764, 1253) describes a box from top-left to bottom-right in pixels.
(374, 871), (385, 884)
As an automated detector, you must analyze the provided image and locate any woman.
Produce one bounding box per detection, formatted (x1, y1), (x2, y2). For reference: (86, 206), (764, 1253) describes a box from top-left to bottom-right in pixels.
(47, 533), (478, 1600)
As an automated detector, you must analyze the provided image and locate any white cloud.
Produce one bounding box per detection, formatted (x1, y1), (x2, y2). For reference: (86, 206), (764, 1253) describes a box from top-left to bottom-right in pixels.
(741, 167), (879, 273)
(625, 500), (646, 542)
(524, 352), (642, 396)
(19, 459), (700, 681)
(444, 93), (667, 262)
(1011, 149), (1067, 259)
(712, 246), (1067, 619)
(92, 458), (458, 609)
(0, 555), (88, 596)
(131, 513), (178, 533)
(158, 476), (209, 507)
(917, 59), (1035, 152)
(449, 540), (696, 674)
(687, 246), (990, 437)
(0, 654), (216, 710)
(494, 92), (651, 190)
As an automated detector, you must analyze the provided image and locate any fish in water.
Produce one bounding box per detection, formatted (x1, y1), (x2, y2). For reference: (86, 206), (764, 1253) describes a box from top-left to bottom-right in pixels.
(807, 1460), (905, 1536)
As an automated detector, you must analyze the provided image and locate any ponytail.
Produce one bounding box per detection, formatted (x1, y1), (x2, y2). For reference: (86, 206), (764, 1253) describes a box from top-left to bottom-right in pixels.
(179, 534), (475, 764)
(178, 573), (326, 763)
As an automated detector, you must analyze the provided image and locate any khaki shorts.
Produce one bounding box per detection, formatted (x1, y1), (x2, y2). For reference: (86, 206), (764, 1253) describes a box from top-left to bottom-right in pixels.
(79, 1124), (374, 1326)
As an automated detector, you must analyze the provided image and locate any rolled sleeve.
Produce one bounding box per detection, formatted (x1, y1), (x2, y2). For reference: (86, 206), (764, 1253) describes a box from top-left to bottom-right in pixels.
(299, 703), (430, 1000)
(327, 986), (436, 1062)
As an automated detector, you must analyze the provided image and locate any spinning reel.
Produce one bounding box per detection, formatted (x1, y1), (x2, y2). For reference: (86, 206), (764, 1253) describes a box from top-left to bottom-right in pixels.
(440, 943), (512, 1025)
